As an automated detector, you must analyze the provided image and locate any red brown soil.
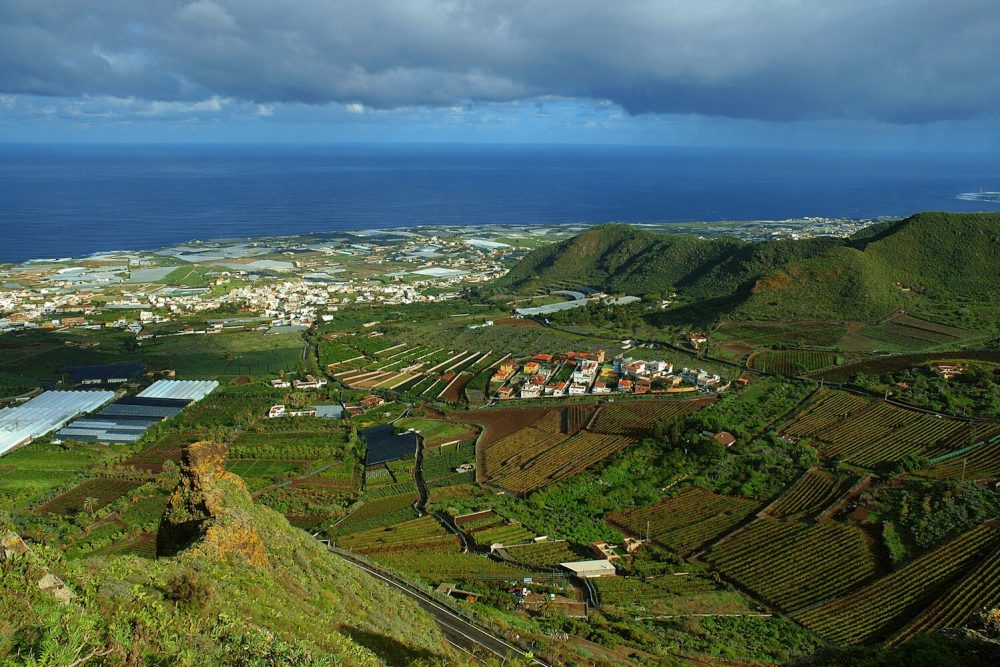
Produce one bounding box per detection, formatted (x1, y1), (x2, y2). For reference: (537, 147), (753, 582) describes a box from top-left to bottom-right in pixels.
(440, 371), (473, 403)
(494, 316), (543, 328)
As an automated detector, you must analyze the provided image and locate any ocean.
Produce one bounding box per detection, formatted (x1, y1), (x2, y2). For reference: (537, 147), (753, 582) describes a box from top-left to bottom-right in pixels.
(2, 143), (999, 263)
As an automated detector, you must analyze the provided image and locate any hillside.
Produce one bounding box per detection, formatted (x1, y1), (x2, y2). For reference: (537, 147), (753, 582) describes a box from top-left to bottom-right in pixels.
(1, 441), (459, 666)
(498, 212), (1000, 322)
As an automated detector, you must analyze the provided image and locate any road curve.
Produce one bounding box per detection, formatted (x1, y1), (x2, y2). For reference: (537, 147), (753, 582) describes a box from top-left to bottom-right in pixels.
(327, 546), (547, 665)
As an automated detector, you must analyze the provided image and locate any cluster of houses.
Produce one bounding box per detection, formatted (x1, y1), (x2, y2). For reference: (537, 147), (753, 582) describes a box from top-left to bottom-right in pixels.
(493, 350), (727, 400)
(270, 375), (328, 390)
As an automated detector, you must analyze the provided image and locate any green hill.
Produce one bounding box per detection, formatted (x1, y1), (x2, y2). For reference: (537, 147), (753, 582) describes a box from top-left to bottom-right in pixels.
(1, 441), (459, 666)
(498, 212), (1000, 322)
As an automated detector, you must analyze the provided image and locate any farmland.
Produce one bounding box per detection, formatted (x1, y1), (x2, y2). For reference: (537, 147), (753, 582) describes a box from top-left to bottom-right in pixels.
(924, 436), (1000, 481)
(478, 399), (713, 493)
(854, 314), (975, 352)
(705, 519), (880, 611)
(594, 574), (718, 605)
(747, 349), (838, 376)
(327, 491), (419, 537)
(887, 544), (1000, 646)
(763, 467), (856, 519)
(607, 487), (761, 555)
(335, 515), (459, 554)
(779, 388), (977, 468)
(794, 522), (1000, 644)
(807, 350), (1000, 383)
(35, 478), (144, 516)
(503, 540), (586, 568)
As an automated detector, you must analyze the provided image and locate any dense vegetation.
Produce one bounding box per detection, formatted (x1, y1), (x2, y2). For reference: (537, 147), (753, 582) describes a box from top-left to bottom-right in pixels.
(498, 212), (1000, 324)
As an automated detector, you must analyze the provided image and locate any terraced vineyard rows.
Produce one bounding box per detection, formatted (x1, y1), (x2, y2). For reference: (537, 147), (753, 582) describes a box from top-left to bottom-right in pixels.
(780, 389), (973, 467)
(470, 522), (536, 547)
(926, 440), (1000, 481)
(335, 515), (460, 554)
(328, 491), (419, 537)
(588, 398), (715, 436)
(764, 468), (854, 519)
(607, 487), (761, 555)
(706, 519), (879, 611)
(887, 545), (1000, 646)
(503, 540), (584, 568)
(492, 432), (634, 494)
(780, 389), (871, 437)
(595, 574), (717, 604)
(794, 522), (1000, 645)
(748, 349), (837, 376)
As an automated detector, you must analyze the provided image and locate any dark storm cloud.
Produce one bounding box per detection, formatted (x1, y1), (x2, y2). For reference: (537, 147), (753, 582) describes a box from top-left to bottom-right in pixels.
(1, 0), (999, 123)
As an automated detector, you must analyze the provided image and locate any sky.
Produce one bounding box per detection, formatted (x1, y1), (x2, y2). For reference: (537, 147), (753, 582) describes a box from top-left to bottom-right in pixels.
(1, 0), (999, 149)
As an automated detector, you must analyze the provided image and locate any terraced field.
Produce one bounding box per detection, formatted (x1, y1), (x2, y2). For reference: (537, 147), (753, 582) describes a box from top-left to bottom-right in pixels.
(706, 519), (880, 611)
(588, 398), (715, 436)
(503, 540), (585, 568)
(375, 551), (540, 585)
(36, 478), (144, 516)
(780, 389), (973, 468)
(480, 399), (713, 493)
(607, 487), (761, 555)
(764, 468), (855, 519)
(887, 544), (1000, 646)
(595, 574), (718, 605)
(335, 515), (460, 554)
(328, 491), (419, 537)
(747, 349), (838, 376)
(924, 425), (1000, 481)
(794, 522), (1000, 645)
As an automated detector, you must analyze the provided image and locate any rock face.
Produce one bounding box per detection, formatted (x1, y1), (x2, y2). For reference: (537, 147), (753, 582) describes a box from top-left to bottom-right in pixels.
(156, 441), (269, 568)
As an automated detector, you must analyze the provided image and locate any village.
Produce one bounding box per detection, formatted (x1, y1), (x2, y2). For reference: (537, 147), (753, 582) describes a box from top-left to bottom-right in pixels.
(491, 348), (726, 400)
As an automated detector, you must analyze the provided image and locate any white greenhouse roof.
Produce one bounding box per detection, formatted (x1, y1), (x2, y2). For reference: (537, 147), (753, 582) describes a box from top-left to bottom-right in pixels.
(559, 559), (617, 575)
(0, 390), (116, 456)
(137, 380), (219, 402)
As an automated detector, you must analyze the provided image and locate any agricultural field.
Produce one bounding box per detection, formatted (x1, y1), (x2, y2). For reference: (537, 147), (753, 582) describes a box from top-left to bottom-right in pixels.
(588, 398), (715, 436)
(394, 417), (474, 447)
(887, 544), (1000, 646)
(594, 574), (719, 606)
(117, 432), (203, 472)
(779, 388), (975, 468)
(763, 467), (856, 520)
(607, 487), (761, 555)
(715, 320), (850, 348)
(502, 540), (586, 568)
(327, 491), (419, 537)
(0, 441), (127, 511)
(468, 521), (536, 548)
(746, 349), (838, 376)
(705, 519), (880, 611)
(335, 515), (460, 554)
(479, 399), (712, 493)
(374, 550), (539, 586)
(923, 436), (1000, 481)
(807, 350), (1000, 383)
(421, 445), (476, 488)
(794, 522), (1000, 645)
(141, 330), (304, 378)
(854, 314), (975, 352)
(35, 478), (144, 516)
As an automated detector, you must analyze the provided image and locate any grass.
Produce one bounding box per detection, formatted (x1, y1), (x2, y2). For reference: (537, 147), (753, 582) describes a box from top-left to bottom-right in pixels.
(142, 331), (303, 378)
(393, 417), (470, 445)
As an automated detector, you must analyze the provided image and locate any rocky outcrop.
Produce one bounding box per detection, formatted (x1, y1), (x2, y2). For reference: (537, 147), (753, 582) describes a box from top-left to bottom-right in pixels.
(2, 530), (74, 605)
(156, 441), (269, 568)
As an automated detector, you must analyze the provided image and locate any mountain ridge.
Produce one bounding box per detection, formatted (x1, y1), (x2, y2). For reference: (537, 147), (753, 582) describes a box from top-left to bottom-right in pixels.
(497, 211), (1000, 322)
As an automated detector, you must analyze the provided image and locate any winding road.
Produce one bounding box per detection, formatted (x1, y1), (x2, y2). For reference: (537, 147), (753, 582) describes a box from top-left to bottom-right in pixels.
(325, 545), (547, 665)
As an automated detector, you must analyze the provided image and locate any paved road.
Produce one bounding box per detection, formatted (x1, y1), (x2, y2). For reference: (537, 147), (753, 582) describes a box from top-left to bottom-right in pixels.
(327, 546), (546, 665)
